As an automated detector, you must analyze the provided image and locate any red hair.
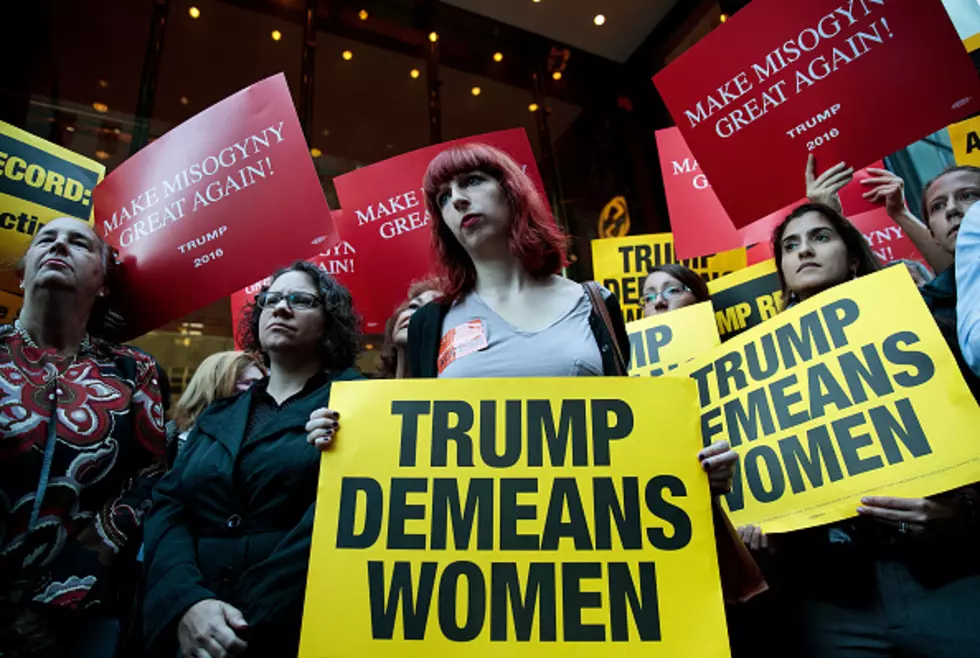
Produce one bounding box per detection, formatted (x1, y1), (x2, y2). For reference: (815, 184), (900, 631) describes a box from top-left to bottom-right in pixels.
(423, 143), (567, 300)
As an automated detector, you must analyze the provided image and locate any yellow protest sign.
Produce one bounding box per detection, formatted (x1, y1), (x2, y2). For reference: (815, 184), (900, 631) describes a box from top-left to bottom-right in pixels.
(949, 115), (980, 167)
(0, 290), (23, 323)
(670, 267), (980, 534)
(707, 259), (782, 342)
(627, 302), (719, 377)
(0, 121), (105, 290)
(301, 378), (729, 658)
(592, 234), (746, 322)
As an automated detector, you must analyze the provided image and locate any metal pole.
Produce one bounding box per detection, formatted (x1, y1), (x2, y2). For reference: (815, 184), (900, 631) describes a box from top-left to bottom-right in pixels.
(531, 70), (567, 235)
(131, 0), (170, 155)
(298, 0), (317, 144)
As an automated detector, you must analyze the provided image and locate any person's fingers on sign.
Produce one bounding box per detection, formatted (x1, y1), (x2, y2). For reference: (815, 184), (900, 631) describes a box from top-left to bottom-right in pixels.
(860, 167), (908, 217)
(857, 493), (971, 536)
(698, 440), (738, 495)
(177, 599), (249, 658)
(737, 524), (770, 552)
(805, 154), (853, 214)
(306, 407), (341, 451)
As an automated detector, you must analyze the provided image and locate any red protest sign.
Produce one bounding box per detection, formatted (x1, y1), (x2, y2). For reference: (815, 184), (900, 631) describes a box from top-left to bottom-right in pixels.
(653, 0), (980, 228)
(658, 126), (882, 257)
(230, 211), (364, 348)
(333, 128), (544, 332)
(745, 207), (926, 268)
(94, 73), (335, 338)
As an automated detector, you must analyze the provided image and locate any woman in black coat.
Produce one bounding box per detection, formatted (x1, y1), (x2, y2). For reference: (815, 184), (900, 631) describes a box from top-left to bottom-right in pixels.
(142, 262), (361, 658)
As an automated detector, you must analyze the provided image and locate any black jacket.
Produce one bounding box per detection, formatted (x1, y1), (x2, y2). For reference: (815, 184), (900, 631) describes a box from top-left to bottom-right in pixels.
(408, 285), (630, 378)
(921, 266), (980, 402)
(142, 368), (363, 657)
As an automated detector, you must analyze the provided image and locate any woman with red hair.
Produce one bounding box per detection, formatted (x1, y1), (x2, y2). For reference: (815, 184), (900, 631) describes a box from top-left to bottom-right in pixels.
(405, 142), (738, 486)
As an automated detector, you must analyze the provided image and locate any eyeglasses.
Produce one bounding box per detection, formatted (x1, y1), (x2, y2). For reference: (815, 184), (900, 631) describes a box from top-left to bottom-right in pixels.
(640, 285), (690, 306)
(256, 291), (321, 310)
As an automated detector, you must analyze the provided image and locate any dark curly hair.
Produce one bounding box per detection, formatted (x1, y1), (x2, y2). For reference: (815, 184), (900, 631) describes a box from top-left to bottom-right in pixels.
(236, 261), (361, 370)
(772, 202), (881, 309)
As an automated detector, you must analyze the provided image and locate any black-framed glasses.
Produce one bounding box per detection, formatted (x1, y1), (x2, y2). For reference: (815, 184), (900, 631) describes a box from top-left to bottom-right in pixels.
(256, 291), (321, 310)
(640, 285), (690, 307)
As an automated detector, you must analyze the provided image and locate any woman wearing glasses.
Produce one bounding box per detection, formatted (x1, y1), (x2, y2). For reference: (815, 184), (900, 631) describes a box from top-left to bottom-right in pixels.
(142, 262), (361, 658)
(641, 263), (710, 317)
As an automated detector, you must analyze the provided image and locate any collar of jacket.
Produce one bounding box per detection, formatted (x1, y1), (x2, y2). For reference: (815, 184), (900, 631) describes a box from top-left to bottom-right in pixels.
(194, 367), (363, 456)
(921, 265), (955, 306)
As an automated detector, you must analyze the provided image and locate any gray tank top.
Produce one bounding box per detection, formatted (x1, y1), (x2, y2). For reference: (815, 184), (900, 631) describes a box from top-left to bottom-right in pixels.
(437, 287), (605, 378)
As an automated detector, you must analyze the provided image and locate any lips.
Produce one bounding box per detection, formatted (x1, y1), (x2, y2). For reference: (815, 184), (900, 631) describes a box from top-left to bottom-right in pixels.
(461, 214), (482, 229)
(41, 257), (70, 270)
(266, 322), (293, 332)
(797, 262), (820, 273)
(949, 225), (961, 239)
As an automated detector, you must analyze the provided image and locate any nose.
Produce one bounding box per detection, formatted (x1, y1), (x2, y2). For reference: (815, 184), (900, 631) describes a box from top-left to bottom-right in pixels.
(49, 233), (70, 253)
(450, 185), (470, 212)
(947, 200), (965, 221)
(797, 239), (816, 259)
(271, 297), (293, 316)
(654, 298), (669, 312)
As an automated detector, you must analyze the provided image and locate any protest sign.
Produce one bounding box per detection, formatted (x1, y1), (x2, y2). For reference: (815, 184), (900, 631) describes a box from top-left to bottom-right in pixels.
(333, 129), (544, 332)
(707, 260), (783, 342)
(744, 207), (928, 269)
(0, 290), (23, 323)
(0, 121), (105, 292)
(950, 115), (980, 167)
(592, 234), (746, 323)
(627, 302), (720, 377)
(653, 0), (980, 228)
(300, 377), (729, 657)
(229, 211), (362, 348)
(93, 73), (335, 338)
(656, 127), (880, 259)
(671, 267), (980, 533)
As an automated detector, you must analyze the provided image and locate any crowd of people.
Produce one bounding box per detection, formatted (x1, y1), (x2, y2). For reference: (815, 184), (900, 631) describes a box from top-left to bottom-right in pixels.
(1, 139), (978, 658)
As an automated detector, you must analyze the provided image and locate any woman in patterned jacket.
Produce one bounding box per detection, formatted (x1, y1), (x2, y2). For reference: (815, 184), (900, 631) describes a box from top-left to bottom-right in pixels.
(0, 217), (167, 657)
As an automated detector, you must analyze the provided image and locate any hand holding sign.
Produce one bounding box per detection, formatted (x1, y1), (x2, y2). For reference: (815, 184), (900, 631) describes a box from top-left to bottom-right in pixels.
(805, 155), (854, 213)
(857, 492), (972, 535)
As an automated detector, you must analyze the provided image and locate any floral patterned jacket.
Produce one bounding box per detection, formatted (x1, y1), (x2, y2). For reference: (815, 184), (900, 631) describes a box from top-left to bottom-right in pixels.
(0, 324), (166, 612)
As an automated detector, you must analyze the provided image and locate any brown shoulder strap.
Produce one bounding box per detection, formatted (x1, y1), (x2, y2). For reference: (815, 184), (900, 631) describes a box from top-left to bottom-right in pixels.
(583, 281), (627, 376)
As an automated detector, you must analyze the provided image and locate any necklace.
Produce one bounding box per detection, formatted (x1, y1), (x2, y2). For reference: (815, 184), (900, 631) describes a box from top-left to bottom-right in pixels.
(14, 318), (90, 382)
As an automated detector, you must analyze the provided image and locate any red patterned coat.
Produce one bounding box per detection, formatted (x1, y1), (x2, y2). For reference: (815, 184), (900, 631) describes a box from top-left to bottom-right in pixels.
(0, 325), (166, 612)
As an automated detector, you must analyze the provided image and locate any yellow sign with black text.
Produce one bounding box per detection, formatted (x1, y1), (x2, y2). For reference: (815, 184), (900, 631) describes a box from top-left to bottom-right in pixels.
(949, 115), (980, 168)
(0, 290), (23, 323)
(592, 234), (746, 323)
(627, 302), (719, 377)
(0, 121), (105, 290)
(671, 267), (980, 533)
(707, 260), (783, 342)
(300, 378), (730, 658)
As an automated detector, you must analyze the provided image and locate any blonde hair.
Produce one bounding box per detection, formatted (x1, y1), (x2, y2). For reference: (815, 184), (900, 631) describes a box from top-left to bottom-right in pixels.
(172, 351), (262, 431)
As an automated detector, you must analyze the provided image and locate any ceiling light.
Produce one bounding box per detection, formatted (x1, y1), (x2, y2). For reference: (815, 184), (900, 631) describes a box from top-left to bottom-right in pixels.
(189, 6), (200, 18)
(594, 14), (606, 26)
(410, 68), (420, 79)
(358, 9), (368, 20)
(342, 50), (353, 60)
(310, 148), (322, 158)
(113, 127), (121, 134)
(471, 87), (481, 96)
(271, 30), (282, 41)
(551, 71), (562, 81)
(720, 13), (728, 23)
(92, 102), (108, 113)
(365, 343), (375, 350)
(429, 31), (439, 43)
(529, 103), (539, 112)
(65, 125), (76, 132)
(493, 52), (503, 62)
(95, 150), (110, 160)
(179, 96), (189, 106)
(322, 128), (330, 136)
(98, 79), (109, 88)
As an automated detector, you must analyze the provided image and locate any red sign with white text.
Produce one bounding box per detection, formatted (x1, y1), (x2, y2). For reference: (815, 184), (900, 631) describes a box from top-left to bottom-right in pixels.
(230, 211), (364, 348)
(657, 127), (881, 258)
(654, 0), (980, 228)
(94, 73), (335, 338)
(746, 207), (927, 268)
(333, 128), (545, 331)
